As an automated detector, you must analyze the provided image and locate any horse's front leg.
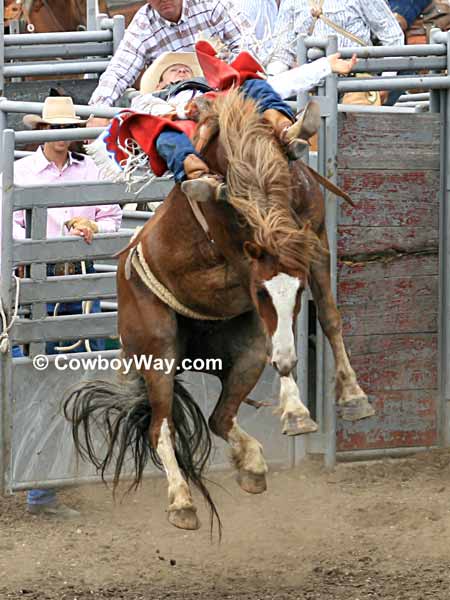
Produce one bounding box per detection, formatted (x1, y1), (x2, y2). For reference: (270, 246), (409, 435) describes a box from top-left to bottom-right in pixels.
(275, 372), (318, 435)
(309, 242), (375, 422)
(207, 313), (269, 494)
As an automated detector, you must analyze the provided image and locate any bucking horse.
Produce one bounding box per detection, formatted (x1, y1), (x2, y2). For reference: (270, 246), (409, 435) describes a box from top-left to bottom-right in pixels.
(63, 89), (374, 534)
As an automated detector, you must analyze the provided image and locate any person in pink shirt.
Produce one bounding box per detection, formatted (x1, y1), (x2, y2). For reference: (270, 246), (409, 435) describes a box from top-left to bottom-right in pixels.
(10, 97), (122, 518)
(14, 98), (121, 241)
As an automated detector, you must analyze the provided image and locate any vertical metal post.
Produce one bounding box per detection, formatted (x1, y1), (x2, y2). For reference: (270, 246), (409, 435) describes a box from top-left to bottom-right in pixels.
(112, 15), (125, 54)
(438, 33), (450, 446)
(0, 0), (5, 96)
(297, 35), (309, 110)
(86, 0), (98, 31)
(295, 293), (310, 464)
(0, 130), (16, 495)
(0, 100), (7, 162)
(28, 207), (47, 358)
(430, 28), (442, 113)
(85, 0), (99, 79)
(96, 12), (108, 30)
(322, 35), (339, 469)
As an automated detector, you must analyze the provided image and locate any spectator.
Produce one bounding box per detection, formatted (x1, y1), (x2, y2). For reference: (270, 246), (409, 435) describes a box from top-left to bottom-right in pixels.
(230, 0), (285, 61)
(88, 0), (252, 118)
(268, 0), (404, 74)
(8, 96), (122, 518)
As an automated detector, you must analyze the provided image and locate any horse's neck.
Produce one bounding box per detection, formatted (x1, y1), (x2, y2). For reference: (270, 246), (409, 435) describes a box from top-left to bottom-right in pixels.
(199, 200), (252, 286)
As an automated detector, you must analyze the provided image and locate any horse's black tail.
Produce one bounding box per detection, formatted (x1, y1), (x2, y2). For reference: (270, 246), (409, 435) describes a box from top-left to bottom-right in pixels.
(62, 373), (221, 535)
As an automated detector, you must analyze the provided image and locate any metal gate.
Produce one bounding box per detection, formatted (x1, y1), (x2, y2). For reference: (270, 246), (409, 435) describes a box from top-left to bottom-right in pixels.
(2, 31), (450, 494)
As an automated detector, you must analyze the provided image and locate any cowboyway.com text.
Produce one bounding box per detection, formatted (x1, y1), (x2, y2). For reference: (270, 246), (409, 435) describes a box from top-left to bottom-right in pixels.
(32, 353), (222, 375)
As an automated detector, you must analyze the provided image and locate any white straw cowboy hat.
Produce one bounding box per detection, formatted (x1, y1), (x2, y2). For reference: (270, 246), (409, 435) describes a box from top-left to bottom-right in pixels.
(23, 96), (87, 129)
(140, 52), (203, 94)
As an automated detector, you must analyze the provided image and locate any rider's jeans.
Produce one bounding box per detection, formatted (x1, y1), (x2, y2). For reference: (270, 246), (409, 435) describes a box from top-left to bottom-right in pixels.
(156, 129), (199, 183)
(156, 78), (295, 182)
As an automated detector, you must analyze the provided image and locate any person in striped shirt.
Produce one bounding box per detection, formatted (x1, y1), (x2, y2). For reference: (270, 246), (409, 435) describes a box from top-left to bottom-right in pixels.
(268, 0), (404, 75)
(88, 0), (253, 127)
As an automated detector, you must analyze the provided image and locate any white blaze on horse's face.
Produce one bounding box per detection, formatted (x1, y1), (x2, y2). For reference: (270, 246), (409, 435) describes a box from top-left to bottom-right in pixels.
(263, 273), (300, 376)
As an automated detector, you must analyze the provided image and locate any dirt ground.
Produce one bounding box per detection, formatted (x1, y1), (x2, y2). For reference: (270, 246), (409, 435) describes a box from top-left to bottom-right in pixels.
(1, 450), (450, 600)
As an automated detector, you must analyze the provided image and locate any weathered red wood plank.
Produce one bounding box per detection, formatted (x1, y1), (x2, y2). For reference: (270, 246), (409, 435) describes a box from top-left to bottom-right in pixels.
(337, 112), (440, 171)
(338, 272), (438, 336)
(339, 254), (438, 281)
(337, 389), (437, 451)
(337, 225), (438, 257)
(345, 333), (437, 392)
(337, 170), (439, 228)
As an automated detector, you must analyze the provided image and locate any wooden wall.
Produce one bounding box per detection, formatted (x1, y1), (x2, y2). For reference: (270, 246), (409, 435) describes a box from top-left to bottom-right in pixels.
(336, 112), (440, 451)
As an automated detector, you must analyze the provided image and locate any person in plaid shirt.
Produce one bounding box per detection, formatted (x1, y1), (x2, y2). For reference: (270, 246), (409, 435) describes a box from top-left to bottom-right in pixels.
(88, 0), (251, 123)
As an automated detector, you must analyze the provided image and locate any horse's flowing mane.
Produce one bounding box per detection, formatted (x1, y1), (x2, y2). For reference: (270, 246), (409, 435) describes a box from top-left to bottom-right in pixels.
(201, 89), (316, 273)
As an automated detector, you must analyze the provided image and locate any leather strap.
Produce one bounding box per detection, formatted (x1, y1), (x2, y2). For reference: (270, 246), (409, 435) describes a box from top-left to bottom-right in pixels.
(305, 164), (355, 207)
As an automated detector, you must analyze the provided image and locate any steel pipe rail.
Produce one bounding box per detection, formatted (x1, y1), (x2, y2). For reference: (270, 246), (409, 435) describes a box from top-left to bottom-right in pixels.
(398, 93), (431, 102)
(12, 181), (173, 209)
(337, 103), (415, 114)
(337, 75), (450, 92)
(349, 57), (446, 73)
(100, 17), (115, 30)
(5, 42), (113, 60)
(12, 233), (134, 266)
(19, 272), (117, 304)
(15, 127), (105, 143)
(12, 313), (118, 345)
(430, 30), (450, 44)
(3, 30), (113, 46)
(3, 60), (109, 78)
(0, 100), (119, 120)
(307, 43), (447, 59)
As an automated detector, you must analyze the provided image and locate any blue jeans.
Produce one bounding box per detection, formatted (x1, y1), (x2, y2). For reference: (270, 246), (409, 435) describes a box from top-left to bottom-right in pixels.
(388, 0), (430, 26)
(156, 78), (295, 182)
(13, 291), (105, 506)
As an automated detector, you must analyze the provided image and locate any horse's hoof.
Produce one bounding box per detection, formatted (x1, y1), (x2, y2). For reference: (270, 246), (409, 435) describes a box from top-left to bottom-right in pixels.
(282, 415), (318, 436)
(340, 397), (375, 421)
(237, 470), (267, 494)
(168, 507), (200, 531)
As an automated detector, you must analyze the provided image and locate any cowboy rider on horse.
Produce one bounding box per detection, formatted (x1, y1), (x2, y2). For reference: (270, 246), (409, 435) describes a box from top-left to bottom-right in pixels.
(90, 41), (357, 190)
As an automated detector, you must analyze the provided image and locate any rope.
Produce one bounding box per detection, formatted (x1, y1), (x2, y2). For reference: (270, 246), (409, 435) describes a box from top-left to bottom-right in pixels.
(54, 260), (93, 353)
(129, 228), (227, 321)
(0, 275), (21, 354)
(308, 0), (367, 46)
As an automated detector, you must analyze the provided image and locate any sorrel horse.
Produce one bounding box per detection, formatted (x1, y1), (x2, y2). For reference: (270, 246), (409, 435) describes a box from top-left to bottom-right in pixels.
(63, 90), (374, 533)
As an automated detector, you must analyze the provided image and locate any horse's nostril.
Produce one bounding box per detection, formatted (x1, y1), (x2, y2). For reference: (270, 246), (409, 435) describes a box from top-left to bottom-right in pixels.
(272, 360), (278, 371)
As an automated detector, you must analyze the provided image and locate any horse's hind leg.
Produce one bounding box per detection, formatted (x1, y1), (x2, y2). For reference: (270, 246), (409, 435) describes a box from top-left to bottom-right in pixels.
(309, 239), (375, 421)
(208, 313), (269, 494)
(137, 355), (200, 530)
(119, 275), (200, 530)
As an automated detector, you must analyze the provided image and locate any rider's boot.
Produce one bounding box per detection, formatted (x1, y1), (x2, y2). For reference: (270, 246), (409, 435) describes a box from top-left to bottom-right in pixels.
(263, 100), (321, 160)
(183, 154), (222, 186)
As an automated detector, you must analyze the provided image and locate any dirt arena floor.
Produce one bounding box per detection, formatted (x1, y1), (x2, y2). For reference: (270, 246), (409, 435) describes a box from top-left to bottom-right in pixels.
(1, 450), (450, 599)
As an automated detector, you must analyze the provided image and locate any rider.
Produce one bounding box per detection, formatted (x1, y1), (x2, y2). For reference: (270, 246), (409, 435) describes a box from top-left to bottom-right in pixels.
(90, 41), (357, 189)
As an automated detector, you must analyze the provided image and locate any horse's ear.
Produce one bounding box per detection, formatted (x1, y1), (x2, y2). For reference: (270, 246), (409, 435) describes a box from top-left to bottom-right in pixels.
(243, 241), (263, 261)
